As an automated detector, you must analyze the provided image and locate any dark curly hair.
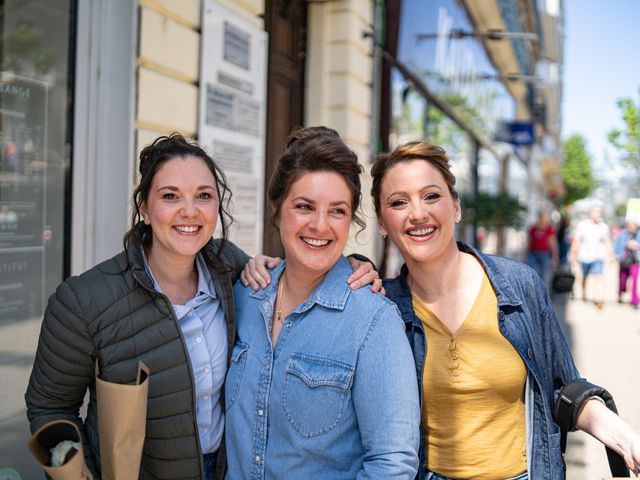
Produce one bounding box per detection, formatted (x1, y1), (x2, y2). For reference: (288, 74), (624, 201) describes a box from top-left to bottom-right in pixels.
(123, 133), (233, 257)
(268, 126), (365, 233)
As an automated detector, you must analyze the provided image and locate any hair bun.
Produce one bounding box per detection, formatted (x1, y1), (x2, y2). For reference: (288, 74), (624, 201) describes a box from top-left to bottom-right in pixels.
(285, 126), (340, 150)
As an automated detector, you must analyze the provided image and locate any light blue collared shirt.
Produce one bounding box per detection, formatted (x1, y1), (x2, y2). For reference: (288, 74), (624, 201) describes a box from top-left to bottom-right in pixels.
(143, 251), (227, 454)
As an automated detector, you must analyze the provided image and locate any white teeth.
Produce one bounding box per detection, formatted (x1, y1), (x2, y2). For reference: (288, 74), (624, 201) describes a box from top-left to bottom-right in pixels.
(407, 227), (435, 236)
(175, 226), (199, 233)
(302, 237), (329, 247)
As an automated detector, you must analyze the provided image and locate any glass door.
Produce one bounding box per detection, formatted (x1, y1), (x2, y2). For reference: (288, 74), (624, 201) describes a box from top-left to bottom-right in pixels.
(0, 1), (76, 477)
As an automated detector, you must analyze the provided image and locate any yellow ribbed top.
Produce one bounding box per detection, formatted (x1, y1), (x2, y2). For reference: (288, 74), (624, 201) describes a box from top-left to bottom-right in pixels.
(412, 273), (527, 479)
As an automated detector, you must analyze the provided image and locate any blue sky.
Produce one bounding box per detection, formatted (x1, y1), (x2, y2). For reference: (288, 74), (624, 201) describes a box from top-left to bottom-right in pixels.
(562, 0), (640, 168)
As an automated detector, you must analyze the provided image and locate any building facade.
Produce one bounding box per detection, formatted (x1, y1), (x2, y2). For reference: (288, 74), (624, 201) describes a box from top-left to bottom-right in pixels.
(381, 0), (564, 269)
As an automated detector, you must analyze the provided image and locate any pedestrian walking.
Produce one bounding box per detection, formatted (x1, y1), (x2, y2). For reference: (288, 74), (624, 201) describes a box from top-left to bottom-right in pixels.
(568, 206), (615, 309)
(526, 211), (559, 286)
(614, 221), (640, 309)
(370, 142), (640, 479)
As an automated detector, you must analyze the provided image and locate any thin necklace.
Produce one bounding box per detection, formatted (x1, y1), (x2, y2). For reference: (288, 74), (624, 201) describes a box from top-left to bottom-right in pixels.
(276, 274), (285, 324)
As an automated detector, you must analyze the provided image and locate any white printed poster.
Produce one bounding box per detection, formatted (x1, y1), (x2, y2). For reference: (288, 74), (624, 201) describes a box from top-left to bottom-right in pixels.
(199, 0), (268, 255)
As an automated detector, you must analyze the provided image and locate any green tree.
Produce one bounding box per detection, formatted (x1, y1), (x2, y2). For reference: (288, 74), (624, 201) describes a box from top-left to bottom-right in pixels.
(461, 192), (526, 229)
(607, 97), (639, 169)
(561, 134), (596, 205)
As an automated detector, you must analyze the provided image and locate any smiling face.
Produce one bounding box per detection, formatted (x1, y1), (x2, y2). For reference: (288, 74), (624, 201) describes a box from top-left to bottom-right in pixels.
(378, 159), (460, 265)
(277, 171), (353, 277)
(139, 155), (219, 264)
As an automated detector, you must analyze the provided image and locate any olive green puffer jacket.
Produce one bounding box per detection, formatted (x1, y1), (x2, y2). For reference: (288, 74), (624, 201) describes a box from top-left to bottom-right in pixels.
(25, 236), (249, 479)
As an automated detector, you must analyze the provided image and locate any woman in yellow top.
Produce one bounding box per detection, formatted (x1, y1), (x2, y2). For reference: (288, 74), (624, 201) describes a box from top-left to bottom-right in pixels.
(371, 141), (640, 480)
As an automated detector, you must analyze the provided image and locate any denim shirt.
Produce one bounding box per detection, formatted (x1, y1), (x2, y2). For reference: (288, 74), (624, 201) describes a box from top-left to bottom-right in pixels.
(225, 256), (420, 480)
(384, 242), (580, 480)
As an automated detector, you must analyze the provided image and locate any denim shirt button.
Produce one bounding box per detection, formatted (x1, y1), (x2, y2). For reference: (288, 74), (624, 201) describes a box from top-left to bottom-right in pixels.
(255, 455), (261, 462)
(258, 409), (264, 416)
(498, 311), (505, 321)
(527, 348), (533, 358)
(286, 322), (293, 328)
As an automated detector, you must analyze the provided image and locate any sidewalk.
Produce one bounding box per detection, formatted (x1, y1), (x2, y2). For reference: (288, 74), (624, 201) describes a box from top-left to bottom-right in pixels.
(556, 262), (640, 479)
(0, 317), (41, 479)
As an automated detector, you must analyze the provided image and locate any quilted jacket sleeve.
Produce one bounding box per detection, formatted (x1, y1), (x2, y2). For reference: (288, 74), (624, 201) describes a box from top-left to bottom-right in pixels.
(216, 239), (251, 282)
(25, 276), (97, 469)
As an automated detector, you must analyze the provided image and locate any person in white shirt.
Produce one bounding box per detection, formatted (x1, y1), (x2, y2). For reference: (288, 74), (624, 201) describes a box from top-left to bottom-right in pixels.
(568, 206), (615, 309)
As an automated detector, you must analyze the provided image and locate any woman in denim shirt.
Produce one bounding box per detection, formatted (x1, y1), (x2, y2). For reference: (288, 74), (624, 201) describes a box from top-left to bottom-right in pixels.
(370, 142), (640, 480)
(224, 127), (420, 479)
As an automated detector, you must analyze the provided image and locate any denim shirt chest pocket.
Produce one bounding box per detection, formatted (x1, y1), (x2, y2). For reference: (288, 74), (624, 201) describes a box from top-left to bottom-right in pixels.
(282, 353), (355, 438)
(226, 341), (249, 410)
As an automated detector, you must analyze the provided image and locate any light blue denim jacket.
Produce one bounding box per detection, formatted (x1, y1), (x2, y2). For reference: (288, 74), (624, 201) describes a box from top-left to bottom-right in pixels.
(384, 242), (581, 480)
(225, 256), (420, 479)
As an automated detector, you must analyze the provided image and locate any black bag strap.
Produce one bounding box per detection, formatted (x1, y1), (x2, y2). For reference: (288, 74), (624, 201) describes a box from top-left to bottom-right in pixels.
(554, 378), (630, 477)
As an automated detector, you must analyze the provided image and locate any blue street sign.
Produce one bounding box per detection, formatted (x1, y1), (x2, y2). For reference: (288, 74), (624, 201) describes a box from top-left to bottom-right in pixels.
(494, 121), (535, 145)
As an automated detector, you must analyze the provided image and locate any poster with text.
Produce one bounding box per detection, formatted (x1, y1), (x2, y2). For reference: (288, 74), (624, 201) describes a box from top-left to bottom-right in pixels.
(199, 1), (268, 256)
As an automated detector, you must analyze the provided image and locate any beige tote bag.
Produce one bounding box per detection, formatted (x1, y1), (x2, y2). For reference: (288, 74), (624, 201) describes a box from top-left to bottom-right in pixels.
(96, 361), (149, 480)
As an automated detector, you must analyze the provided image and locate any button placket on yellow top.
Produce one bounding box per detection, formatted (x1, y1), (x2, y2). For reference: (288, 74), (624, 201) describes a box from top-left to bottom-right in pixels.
(448, 336), (460, 379)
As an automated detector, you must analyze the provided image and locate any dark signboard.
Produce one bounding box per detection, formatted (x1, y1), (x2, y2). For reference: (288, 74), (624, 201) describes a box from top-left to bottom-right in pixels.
(0, 73), (48, 322)
(495, 121), (535, 145)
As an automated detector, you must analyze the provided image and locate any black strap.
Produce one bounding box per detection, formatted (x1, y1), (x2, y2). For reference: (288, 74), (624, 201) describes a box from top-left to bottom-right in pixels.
(554, 378), (630, 477)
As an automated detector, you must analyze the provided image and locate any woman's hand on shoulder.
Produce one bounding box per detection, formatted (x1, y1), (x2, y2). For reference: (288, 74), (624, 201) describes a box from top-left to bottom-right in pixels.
(240, 255), (282, 291)
(346, 257), (385, 295)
